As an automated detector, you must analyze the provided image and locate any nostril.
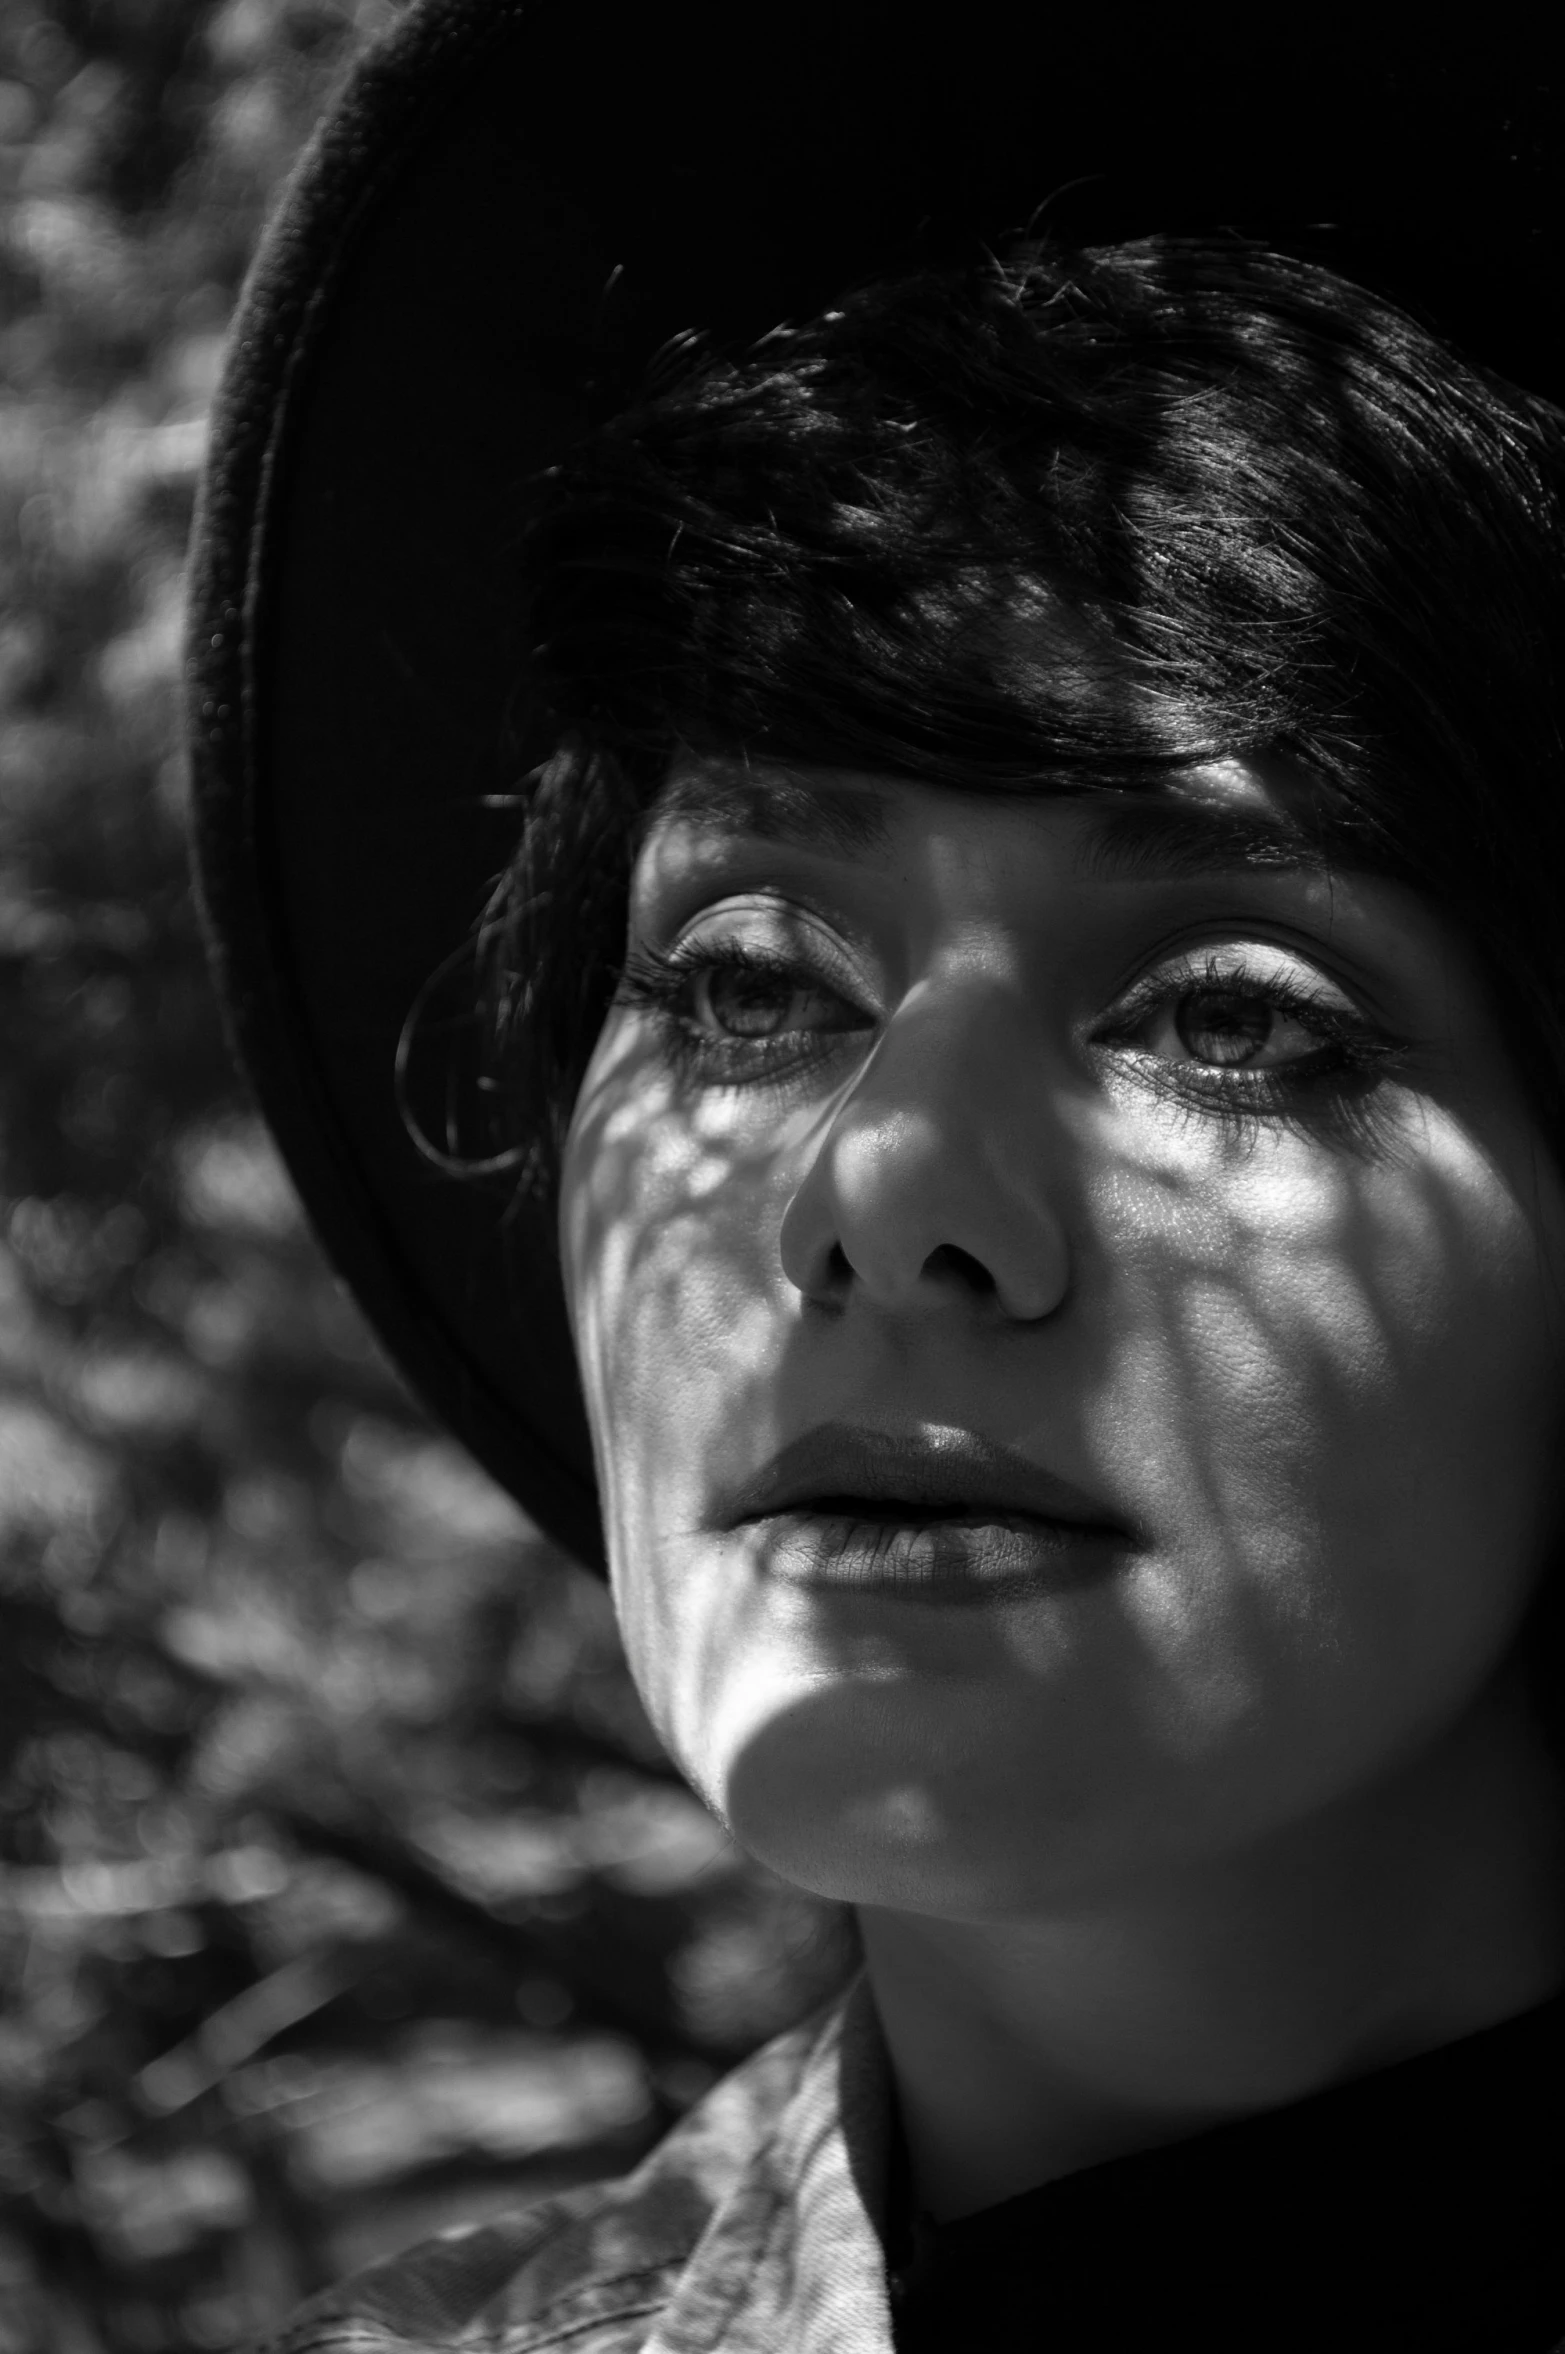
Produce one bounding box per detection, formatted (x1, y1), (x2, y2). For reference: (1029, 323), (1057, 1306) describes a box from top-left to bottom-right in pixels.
(922, 1243), (997, 1295)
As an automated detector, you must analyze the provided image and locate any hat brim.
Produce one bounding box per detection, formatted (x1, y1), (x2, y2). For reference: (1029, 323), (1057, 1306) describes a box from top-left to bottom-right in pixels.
(186, 0), (1564, 1572)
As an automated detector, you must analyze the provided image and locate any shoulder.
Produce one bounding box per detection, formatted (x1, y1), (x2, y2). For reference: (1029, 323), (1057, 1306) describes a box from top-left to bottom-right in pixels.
(255, 2001), (841, 2353)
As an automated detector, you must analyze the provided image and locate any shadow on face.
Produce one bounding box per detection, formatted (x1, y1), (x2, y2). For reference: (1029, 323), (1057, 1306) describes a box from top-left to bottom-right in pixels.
(560, 760), (1565, 1920)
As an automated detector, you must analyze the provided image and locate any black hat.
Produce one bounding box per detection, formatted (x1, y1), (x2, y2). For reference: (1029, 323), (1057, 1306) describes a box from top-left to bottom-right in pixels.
(185, 0), (1564, 1572)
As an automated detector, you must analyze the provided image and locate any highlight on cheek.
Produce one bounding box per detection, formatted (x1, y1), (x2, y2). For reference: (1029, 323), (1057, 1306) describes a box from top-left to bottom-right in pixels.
(563, 1000), (830, 1441)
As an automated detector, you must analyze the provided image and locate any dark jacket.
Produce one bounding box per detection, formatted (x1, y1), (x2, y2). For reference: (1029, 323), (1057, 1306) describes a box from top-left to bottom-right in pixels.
(262, 1976), (1565, 2354)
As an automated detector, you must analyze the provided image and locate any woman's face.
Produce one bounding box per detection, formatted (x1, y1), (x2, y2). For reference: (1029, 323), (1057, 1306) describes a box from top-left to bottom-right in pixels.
(560, 755), (1565, 1914)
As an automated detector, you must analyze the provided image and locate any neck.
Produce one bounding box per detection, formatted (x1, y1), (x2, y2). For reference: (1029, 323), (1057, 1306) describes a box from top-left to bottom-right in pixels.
(859, 1683), (1565, 2219)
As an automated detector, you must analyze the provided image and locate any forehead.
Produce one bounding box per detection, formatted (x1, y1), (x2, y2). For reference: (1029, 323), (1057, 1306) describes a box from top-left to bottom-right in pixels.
(647, 754), (1337, 884)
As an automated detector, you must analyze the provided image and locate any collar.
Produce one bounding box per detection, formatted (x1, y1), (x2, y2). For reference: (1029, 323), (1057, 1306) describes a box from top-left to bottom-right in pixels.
(639, 1975), (895, 2354)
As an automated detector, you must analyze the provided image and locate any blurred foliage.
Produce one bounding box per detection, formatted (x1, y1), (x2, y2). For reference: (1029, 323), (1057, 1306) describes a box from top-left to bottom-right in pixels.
(0, 5), (851, 2346)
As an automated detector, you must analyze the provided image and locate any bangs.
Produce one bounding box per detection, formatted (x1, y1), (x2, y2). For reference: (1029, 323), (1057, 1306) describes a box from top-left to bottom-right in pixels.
(444, 233), (1565, 1195)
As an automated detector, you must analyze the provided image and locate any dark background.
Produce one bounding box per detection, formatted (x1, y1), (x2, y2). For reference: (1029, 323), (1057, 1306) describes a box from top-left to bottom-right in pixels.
(0, 5), (849, 2345)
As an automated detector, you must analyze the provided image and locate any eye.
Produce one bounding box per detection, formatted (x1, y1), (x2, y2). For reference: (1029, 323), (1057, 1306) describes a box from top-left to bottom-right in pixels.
(1102, 945), (1380, 1085)
(686, 960), (861, 1042)
(1160, 982), (1327, 1070)
(616, 929), (876, 1082)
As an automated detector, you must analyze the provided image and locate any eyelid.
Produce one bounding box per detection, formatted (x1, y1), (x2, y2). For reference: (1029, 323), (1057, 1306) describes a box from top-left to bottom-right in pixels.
(1101, 937), (1363, 1027)
(659, 895), (879, 1006)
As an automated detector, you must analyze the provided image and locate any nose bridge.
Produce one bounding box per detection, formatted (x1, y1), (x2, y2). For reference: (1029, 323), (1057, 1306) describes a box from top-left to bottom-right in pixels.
(779, 972), (1073, 1319)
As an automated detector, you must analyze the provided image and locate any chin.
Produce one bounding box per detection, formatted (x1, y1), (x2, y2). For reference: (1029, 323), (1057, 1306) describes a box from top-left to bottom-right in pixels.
(705, 1679), (1142, 1915)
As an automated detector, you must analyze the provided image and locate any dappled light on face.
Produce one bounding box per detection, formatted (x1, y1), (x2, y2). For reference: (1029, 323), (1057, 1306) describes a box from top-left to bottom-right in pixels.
(1084, 1107), (1565, 1797)
(643, 1066), (1549, 1903)
(560, 772), (1565, 1920)
(563, 1010), (836, 1599)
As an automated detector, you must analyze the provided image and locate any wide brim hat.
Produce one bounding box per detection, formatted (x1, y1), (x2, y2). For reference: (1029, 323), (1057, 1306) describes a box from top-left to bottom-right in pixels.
(186, 0), (1564, 1572)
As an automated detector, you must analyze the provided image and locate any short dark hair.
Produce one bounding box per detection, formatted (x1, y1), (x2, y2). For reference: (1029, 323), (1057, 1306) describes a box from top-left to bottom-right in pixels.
(470, 234), (1565, 1193)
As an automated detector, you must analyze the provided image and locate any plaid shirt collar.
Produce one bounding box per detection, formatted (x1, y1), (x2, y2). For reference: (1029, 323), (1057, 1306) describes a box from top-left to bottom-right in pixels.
(267, 1978), (896, 2354)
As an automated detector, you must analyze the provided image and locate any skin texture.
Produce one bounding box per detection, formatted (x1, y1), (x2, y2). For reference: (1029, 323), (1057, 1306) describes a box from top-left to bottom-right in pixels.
(560, 753), (1565, 2212)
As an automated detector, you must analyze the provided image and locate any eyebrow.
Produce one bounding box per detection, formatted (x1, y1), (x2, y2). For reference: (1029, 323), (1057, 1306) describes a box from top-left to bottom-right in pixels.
(650, 767), (893, 854)
(652, 766), (1340, 880)
(1079, 796), (1333, 882)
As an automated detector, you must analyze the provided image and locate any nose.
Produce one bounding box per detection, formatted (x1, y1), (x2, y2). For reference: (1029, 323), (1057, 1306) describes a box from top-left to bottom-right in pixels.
(777, 983), (1072, 1321)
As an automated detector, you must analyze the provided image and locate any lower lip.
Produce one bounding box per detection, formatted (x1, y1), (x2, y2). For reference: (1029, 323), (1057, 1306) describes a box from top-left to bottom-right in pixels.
(741, 1510), (1127, 1600)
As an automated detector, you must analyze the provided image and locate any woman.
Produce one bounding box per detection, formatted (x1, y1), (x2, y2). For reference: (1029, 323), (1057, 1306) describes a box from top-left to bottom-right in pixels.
(191, 5), (1565, 2346)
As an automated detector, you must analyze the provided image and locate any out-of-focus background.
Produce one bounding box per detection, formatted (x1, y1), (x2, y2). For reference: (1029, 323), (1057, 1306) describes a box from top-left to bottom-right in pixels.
(0, 5), (850, 2345)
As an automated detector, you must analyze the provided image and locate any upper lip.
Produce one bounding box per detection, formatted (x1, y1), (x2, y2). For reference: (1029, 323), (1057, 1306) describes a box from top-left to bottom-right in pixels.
(717, 1423), (1128, 1532)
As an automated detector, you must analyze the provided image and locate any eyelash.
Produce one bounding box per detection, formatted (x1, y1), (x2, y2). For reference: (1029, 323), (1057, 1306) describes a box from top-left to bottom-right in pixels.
(1096, 952), (1407, 1141)
(617, 938), (869, 1081)
(617, 936), (1408, 1136)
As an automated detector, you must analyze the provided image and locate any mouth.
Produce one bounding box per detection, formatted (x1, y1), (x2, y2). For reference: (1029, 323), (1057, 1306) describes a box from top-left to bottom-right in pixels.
(717, 1424), (1134, 1599)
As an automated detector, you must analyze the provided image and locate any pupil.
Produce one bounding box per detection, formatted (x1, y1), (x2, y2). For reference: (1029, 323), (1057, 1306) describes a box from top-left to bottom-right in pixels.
(706, 969), (788, 1037)
(1177, 989), (1272, 1067)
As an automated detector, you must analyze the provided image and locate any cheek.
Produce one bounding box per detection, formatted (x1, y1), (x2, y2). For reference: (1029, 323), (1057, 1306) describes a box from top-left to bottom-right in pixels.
(559, 1030), (803, 1634)
(559, 1036), (1565, 1901)
(1098, 1112), (1565, 1735)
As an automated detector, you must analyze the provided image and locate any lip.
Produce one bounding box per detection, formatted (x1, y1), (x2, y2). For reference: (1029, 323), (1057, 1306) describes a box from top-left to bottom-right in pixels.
(716, 1424), (1134, 1599)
